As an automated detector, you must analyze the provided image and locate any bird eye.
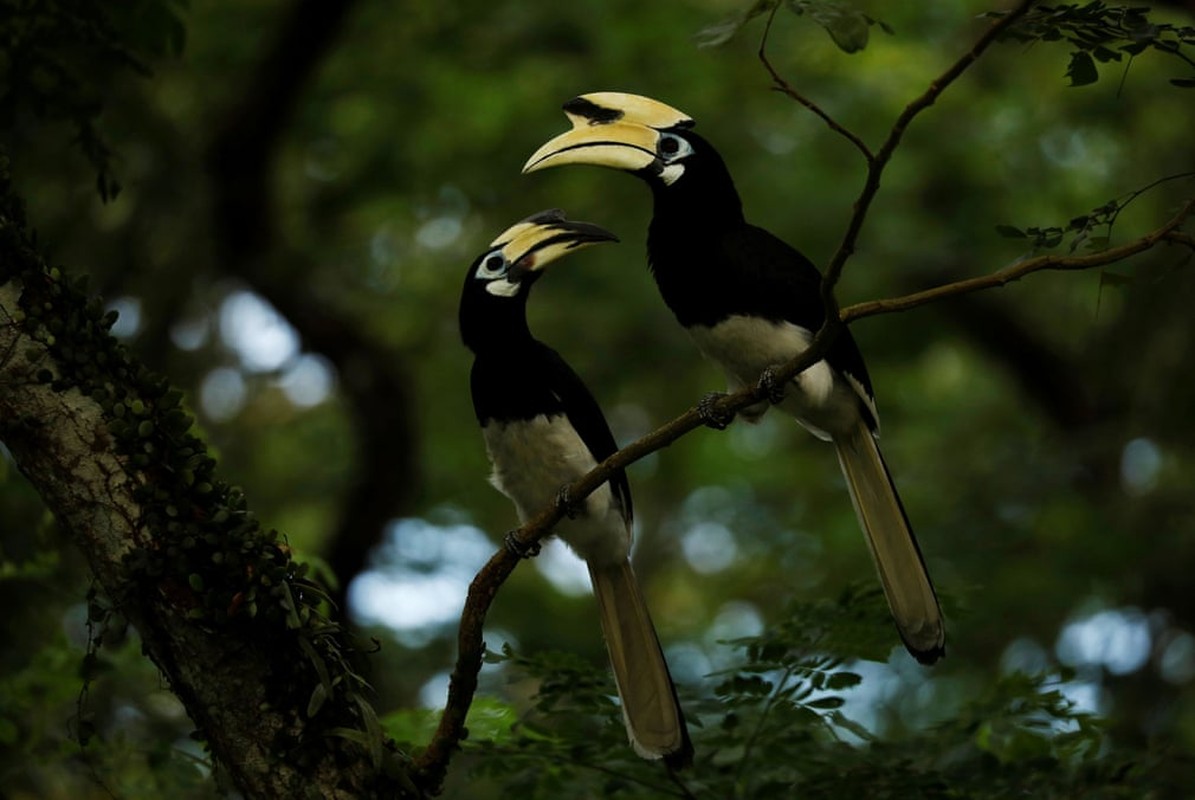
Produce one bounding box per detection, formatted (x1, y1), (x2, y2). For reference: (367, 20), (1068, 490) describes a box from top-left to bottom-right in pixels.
(476, 252), (508, 280)
(658, 132), (692, 162)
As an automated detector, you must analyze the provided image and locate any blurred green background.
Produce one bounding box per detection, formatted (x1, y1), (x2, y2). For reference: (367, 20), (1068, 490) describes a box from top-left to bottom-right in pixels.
(2, 0), (1194, 796)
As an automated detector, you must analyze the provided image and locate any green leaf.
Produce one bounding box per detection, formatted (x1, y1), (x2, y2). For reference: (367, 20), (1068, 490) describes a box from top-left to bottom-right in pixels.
(995, 224), (1027, 238)
(798, 1), (873, 54)
(1066, 51), (1099, 86)
(354, 694), (385, 770)
(827, 710), (876, 742)
(807, 695), (845, 709)
(826, 671), (862, 690)
(695, 0), (778, 48)
(306, 682), (328, 718)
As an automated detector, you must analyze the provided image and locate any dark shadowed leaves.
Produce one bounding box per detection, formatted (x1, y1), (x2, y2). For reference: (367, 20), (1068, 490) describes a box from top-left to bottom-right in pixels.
(1066, 51), (1099, 86)
(696, 0), (890, 53)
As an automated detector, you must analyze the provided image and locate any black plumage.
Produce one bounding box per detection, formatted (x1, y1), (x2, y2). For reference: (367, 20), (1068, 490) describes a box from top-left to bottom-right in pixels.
(524, 93), (945, 663)
(459, 210), (691, 765)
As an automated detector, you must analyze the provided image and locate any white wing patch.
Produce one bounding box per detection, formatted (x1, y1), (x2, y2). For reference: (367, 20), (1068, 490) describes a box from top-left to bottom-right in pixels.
(482, 414), (630, 566)
(688, 314), (877, 439)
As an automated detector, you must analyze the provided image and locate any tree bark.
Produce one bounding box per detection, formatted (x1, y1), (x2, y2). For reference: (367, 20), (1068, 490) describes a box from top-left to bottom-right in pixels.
(0, 178), (412, 799)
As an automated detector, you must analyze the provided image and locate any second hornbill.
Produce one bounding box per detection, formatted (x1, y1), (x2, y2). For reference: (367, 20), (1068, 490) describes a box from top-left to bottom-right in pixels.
(460, 210), (692, 766)
(523, 93), (945, 664)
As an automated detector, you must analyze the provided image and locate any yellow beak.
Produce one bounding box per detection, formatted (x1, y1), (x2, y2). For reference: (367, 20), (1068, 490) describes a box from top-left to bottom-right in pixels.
(493, 210), (618, 274)
(523, 91), (693, 174)
(523, 120), (661, 174)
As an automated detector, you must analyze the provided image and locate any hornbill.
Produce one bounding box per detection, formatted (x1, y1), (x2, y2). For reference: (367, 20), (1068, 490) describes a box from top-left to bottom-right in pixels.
(459, 210), (693, 766)
(523, 93), (945, 664)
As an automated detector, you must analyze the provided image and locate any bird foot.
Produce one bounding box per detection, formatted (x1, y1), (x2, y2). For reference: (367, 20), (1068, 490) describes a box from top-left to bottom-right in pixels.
(758, 366), (787, 405)
(697, 391), (734, 430)
(556, 485), (580, 520)
(504, 531), (542, 559)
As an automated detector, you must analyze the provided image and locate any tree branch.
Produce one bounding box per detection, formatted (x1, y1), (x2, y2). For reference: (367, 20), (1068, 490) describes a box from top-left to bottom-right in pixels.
(819, 0), (1036, 306)
(412, 194), (1193, 795)
(758, 5), (874, 161)
(841, 200), (1195, 323)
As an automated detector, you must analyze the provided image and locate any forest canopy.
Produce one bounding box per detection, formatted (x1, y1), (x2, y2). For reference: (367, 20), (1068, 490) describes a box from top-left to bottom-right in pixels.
(2, 1), (1195, 797)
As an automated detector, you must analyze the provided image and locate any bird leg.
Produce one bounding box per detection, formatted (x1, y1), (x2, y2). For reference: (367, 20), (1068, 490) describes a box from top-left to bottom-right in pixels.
(556, 484), (580, 519)
(504, 531), (542, 559)
(697, 391), (734, 430)
(757, 366), (788, 405)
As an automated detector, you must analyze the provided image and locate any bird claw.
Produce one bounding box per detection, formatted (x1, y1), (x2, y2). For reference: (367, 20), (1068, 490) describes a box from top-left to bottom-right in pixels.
(504, 531), (542, 559)
(697, 391), (734, 430)
(556, 485), (579, 519)
(758, 366), (787, 405)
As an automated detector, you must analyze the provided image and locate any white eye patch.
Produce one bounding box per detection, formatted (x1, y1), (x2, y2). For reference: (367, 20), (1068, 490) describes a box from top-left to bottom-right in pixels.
(475, 252), (508, 281)
(656, 132), (693, 185)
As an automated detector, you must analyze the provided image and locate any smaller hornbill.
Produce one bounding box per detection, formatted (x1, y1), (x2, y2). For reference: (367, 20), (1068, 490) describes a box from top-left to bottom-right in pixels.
(459, 210), (692, 767)
(523, 93), (945, 664)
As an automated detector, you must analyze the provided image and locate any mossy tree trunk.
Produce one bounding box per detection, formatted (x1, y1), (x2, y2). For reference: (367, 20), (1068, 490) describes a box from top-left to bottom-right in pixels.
(0, 177), (413, 799)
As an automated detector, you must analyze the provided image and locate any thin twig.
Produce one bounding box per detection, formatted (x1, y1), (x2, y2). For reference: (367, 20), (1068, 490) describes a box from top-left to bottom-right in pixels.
(820, 0), (1036, 307)
(1167, 230), (1195, 251)
(842, 199), (1195, 323)
(733, 664), (795, 798)
(411, 199), (1192, 794)
(758, 5), (874, 162)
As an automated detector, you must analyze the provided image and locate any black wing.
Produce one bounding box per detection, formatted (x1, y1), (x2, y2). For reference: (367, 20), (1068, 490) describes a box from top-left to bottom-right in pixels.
(725, 224), (875, 405)
(469, 341), (633, 524)
(536, 342), (634, 526)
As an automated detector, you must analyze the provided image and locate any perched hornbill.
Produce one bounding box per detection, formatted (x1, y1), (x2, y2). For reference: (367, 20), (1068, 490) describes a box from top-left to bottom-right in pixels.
(523, 93), (945, 664)
(459, 210), (693, 766)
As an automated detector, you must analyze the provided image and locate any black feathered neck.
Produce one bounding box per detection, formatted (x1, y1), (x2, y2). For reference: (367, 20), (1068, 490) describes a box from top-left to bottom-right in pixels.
(458, 265), (537, 356)
(647, 130), (744, 228)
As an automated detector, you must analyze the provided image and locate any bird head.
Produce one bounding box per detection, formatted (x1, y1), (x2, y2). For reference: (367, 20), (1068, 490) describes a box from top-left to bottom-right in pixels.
(466, 209), (618, 299)
(522, 92), (706, 187)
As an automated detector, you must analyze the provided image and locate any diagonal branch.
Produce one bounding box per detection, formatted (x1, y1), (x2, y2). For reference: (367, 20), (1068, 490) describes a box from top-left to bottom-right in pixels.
(758, 5), (874, 161)
(758, 0), (1036, 388)
(842, 200), (1195, 322)
(411, 195), (1194, 794)
(818, 0), (1036, 308)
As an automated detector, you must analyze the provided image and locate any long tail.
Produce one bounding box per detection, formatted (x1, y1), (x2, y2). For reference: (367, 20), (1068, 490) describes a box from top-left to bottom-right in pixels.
(588, 560), (693, 768)
(834, 418), (945, 664)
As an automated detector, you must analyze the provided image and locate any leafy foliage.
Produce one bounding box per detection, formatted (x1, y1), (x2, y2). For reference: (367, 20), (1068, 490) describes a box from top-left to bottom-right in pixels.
(990, 2), (1195, 87)
(464, 591), (1190, 799)
(996, 172), (1195, 251)
(697, 0), (891, 53)
(0, 160), (391, 792)
(0, 0), (185, 200)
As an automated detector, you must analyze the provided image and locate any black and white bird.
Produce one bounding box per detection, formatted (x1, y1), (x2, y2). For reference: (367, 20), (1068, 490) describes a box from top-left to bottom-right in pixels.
(459, 210), (692, 766)
(523, 93), (945, 664)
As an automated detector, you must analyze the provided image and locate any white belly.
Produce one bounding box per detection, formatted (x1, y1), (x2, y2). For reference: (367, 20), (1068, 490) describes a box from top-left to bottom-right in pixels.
(481, 414), (630, 565)
(688, 315), (867, 439)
